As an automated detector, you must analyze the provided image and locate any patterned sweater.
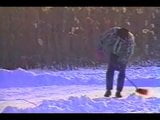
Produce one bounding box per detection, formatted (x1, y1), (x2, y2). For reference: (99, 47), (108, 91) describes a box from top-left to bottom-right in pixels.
(98, 27), (135, 64)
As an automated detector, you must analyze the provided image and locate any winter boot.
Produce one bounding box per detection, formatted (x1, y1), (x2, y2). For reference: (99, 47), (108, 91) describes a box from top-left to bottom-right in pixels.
(115, 91), (122, 98)
(104, 90), (111, 97)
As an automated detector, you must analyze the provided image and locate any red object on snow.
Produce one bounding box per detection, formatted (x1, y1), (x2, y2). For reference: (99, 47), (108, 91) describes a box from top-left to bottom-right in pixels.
(136, 88), (148, 95)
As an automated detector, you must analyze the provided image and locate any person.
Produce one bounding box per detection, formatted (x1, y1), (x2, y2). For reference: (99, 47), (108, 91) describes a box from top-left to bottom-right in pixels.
(97, 27), (135, 97)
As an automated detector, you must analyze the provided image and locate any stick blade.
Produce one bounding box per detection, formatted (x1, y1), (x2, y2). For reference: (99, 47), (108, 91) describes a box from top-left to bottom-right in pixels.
(136, 88), (148, 95)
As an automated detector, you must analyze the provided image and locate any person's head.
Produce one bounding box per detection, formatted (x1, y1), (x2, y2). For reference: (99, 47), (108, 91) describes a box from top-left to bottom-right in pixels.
(117, 28), (129, 39)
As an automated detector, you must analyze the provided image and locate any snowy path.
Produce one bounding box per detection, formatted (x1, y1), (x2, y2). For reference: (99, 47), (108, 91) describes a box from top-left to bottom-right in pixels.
(1, 85), (160, 113)
(0, 66), (160, 113)
(1, 86), (160, 113)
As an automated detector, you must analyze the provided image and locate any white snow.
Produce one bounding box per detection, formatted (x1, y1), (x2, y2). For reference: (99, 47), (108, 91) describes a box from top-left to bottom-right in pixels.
(0, 66), (160, 113)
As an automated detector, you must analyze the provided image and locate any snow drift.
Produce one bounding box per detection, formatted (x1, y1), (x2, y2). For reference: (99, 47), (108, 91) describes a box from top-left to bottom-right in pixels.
(0, 66), (160, 113)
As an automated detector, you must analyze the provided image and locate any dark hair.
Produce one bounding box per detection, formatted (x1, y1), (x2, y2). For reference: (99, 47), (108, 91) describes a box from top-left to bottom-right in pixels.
(117, 28), (129, 39)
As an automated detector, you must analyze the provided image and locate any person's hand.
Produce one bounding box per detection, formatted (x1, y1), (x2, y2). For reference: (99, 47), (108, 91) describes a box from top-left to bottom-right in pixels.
(95, 49), (105, 62)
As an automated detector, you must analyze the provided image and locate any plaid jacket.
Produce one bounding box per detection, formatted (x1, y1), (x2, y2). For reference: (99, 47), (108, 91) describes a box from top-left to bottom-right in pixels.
(98, 27), (135, 64)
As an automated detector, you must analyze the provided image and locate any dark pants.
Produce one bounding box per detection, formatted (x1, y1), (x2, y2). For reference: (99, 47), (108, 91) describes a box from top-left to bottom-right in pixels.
(106, 53), (126, 92)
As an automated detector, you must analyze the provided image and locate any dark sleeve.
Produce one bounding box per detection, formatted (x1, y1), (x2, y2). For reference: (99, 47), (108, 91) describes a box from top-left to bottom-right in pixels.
(97, 39), (104, 51)
(117, 35), (135, 64)
(97, 33), (116, 52)
(127, 36), (136, 58)
(97, 27), (118, 52)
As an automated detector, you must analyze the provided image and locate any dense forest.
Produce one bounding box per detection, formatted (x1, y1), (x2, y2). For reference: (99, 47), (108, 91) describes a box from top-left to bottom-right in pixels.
(0, 7), (160, 70)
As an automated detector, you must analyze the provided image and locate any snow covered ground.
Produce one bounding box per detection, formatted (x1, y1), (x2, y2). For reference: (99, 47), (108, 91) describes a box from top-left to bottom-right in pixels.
(0, 66), (160, 113)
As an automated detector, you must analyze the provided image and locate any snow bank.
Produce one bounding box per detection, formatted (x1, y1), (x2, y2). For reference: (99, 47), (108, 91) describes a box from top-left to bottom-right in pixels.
(0, 68), (105, 88)
(1, 66), (160, 113)
(1, 67), (160, 88)
(2, 95), (160, 113)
